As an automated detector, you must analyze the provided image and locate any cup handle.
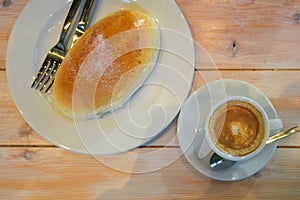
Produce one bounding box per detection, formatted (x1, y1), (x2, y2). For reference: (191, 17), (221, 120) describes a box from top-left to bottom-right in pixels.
(269, 118), (283, 135)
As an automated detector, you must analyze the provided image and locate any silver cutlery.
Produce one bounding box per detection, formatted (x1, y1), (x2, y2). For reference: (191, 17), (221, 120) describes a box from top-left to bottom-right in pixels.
(209, 126), (300, 170)
(71, 0), (95, 48)
(31, 0), (95, 94)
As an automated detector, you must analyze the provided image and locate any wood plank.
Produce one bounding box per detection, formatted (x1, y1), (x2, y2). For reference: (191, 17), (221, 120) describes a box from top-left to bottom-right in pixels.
(0, 72), (51, 145)
(192, 70), (300, 134)
(0, 0), (28, 69)
(1, 0), (300, 70)
(191, 70), (300, 146)
(0, 147), (299, 199)
(1, 70), (300, 146)
(1, 1), (299, 199)
(177, 0), (300, 69)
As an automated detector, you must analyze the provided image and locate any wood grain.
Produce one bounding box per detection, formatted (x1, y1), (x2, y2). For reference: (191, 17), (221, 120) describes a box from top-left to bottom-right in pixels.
(1, 0), (300, 199)
(1, 70), (300, 146)
(0, 0), (28, 69)
(0, 147), (299, 199)
(1, 0), (300, 70)
(0, 72), (51, 145)
(177, 0), (300, 69)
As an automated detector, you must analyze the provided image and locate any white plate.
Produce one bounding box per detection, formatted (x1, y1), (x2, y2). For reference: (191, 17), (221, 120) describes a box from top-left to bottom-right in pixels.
(6, 0), (195, 155)
(177, 79), (280, 181)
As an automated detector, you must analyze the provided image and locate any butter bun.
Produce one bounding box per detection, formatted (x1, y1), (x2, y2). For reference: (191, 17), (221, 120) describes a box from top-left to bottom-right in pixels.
(52, 10), (160, 120)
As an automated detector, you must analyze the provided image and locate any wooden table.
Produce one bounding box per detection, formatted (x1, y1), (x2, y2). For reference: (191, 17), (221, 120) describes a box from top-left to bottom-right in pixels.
(1, 0), (300, 199)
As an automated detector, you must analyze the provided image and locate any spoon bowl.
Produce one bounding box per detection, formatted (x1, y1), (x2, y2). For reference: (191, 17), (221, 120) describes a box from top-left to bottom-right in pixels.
(209, 126), (300, 170)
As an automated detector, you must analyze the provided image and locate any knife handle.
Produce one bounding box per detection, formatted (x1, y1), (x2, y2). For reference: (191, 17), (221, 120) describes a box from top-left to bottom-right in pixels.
(59, 0), (83, 46)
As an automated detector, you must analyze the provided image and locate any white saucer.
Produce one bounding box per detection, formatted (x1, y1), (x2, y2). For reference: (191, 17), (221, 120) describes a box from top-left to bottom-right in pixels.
(177, 79), (280, 181)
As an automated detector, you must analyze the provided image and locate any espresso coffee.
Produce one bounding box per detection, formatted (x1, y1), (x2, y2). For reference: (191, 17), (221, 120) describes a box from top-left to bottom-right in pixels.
(208, 100), (265, 156)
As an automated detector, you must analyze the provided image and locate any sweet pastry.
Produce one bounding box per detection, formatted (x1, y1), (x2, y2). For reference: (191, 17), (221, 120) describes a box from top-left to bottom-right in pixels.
(52, 10), (160, 120)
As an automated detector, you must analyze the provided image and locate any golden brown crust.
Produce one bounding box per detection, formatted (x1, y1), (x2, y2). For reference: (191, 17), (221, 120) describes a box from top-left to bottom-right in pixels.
(52, 10), (160, 119)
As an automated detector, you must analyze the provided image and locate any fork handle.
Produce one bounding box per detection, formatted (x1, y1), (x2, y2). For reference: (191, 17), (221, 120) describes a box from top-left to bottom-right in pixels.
(59, 0), (83, 45)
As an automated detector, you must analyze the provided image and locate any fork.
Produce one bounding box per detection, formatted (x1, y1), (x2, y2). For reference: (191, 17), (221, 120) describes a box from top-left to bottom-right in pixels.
(40, 0), (95, 93)
(30, 0), (82, 93)
(31, 0), (94, 94)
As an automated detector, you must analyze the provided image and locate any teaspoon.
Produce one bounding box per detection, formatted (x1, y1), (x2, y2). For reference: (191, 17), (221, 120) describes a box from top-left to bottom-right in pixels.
(209, 126), (300, 170)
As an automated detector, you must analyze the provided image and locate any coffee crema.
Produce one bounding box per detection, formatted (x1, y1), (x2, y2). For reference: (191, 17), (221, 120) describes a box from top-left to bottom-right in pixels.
(208, 100), (265, 156)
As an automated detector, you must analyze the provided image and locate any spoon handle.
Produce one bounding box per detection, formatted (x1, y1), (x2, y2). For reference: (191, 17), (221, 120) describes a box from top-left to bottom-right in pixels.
(266, 126), (300, 144)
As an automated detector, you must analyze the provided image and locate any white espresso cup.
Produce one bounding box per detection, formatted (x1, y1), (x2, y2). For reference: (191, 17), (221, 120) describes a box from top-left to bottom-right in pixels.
(205, 96), (282, 161)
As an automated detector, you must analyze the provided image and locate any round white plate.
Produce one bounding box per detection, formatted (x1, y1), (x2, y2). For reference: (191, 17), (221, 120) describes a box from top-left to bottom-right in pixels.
(177, 79), (280, 181)
(6, 0), (195, 155)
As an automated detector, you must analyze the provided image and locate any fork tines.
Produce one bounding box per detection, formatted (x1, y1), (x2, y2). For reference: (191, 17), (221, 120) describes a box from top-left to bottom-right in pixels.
(30, 0), (83, 94)
(31, 55), (62, 93)
(31, 0), (94, 94)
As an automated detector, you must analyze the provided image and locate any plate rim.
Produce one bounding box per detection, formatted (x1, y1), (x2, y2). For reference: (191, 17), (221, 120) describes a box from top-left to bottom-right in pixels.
(6, 0), (195, 155)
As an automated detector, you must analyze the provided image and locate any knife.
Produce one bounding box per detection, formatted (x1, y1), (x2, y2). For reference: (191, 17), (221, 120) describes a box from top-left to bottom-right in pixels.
(70, 0), (95, 48)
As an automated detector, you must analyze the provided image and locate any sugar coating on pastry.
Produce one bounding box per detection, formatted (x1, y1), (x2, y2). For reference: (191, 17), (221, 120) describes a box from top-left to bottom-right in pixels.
(52, 10), (160, 120)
